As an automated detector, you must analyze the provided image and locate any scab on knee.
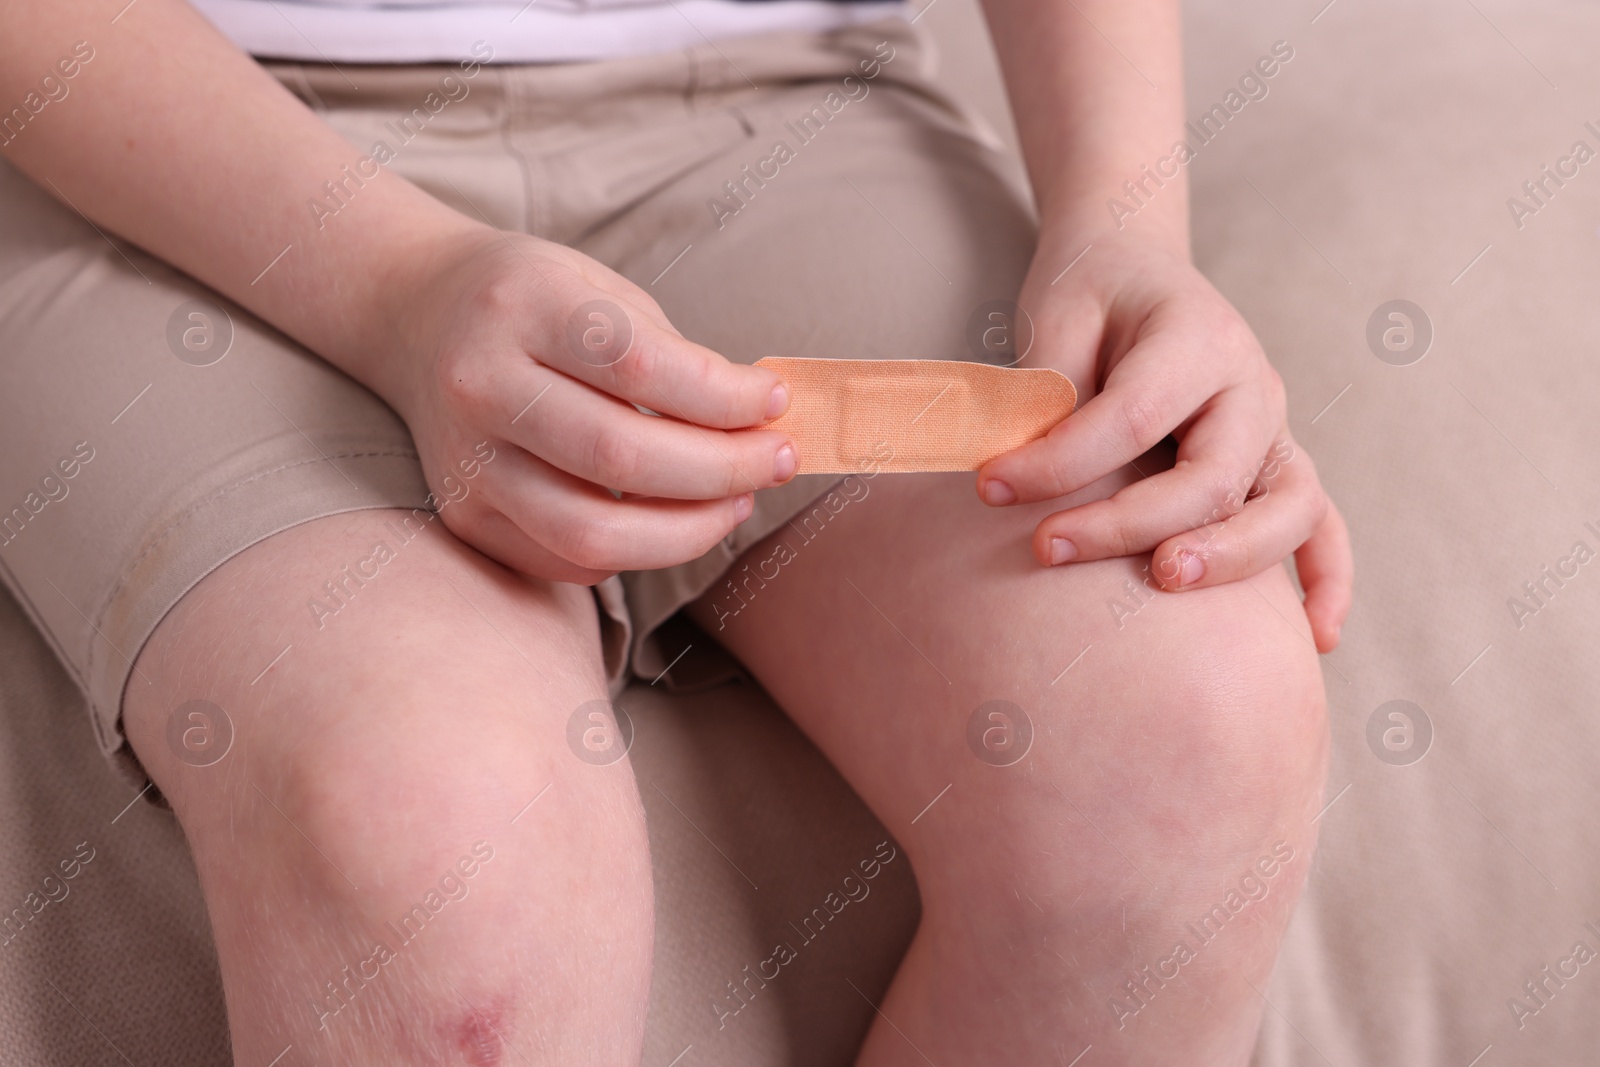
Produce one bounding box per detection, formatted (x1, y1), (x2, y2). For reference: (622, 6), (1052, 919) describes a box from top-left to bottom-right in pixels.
(446, 1000), (511, 1067)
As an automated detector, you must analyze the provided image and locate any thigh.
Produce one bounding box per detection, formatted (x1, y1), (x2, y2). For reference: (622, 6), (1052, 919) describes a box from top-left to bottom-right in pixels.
(688, 468), (1329, 1065)
(0, 156), (432, 789)
(687, 460), (1328, 885)
(123, 506), (619, 825)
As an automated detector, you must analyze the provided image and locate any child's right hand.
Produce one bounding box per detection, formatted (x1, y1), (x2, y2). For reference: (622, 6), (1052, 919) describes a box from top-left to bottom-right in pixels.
(375, 226), (797, 585)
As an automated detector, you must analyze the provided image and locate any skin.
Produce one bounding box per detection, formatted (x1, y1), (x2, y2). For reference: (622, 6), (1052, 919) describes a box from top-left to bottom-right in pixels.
(3, 0), (1353, 1063)
(689, 466), (1328, 1065)
(121, 510), (656, 1065)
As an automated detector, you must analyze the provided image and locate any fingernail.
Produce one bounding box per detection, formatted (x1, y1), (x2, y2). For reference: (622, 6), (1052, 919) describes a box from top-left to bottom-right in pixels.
(774, 443), (797, 483)
(1177, 551), (1204, 587)
(1049, 537), (1077, 565)
(766, 383), (789, 420)
(982, 478), (1016, 506)
(734, 493), (754, 522)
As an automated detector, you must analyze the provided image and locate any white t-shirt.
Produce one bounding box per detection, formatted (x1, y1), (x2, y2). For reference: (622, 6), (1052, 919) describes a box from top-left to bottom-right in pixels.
(191, 0), (908, 63)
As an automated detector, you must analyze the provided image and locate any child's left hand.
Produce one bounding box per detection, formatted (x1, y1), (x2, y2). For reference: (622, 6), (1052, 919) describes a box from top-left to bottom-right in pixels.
(978, 231), (1352, 653)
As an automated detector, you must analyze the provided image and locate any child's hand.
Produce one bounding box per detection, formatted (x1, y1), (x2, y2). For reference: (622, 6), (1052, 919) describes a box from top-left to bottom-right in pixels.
(978, 233), (1352, 652)
(379, 227), (795, 585)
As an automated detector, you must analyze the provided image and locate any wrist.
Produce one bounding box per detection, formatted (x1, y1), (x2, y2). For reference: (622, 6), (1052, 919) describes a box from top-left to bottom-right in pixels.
(1037, 186), (1191, 264)
(1021, 220), (1199, 326)
(325, 202), (495, 418)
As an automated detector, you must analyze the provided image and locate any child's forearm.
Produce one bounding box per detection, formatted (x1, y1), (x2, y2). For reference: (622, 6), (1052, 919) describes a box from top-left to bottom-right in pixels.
(979, 0), (1189, 255)
(0, 0), (480, 401)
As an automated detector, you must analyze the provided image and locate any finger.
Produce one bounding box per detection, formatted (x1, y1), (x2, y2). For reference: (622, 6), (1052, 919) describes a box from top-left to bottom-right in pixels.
(448, 507), (618, 586)
(483, 447), (755, 573)
(498, 362), (796, 499)
(1147, 447), (1328, 593)
(530, 291), (787, 430)
(1293, 500), (1353, 653)
(1027, 390), (1276, 565)
(979, 329), (1234, 505)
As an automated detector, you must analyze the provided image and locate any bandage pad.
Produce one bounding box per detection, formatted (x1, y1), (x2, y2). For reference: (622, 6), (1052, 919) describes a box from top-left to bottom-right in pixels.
(755, 357), (1077, 474)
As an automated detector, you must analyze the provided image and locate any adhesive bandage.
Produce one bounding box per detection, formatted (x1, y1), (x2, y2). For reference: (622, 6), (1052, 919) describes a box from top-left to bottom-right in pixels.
(754, 357), (1077, 474)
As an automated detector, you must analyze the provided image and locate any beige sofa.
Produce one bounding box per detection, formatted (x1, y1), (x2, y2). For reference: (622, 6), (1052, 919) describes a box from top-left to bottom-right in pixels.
(5, 0), (1600, 1063)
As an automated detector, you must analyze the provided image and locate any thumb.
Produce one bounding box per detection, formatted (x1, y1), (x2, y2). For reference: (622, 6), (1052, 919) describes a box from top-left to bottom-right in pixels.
(1016, 279), (1107, 396)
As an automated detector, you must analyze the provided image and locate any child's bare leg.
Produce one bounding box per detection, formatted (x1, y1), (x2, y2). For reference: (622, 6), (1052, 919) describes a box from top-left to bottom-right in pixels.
(123, 510), (652, 1066)
(692, 466), (1328, 1067)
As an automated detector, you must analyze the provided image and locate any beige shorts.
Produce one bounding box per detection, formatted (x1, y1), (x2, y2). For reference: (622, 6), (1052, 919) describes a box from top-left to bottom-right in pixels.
(0, 18), (1036, 790)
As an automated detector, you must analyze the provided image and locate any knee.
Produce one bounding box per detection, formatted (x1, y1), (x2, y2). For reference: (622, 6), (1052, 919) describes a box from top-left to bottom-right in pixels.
(123, 513), (655, 1060)
(266, 696), (651, 912)
(1082, 561), (1329, 864)
(244, 594), (653, 928)
(137, 510), (654, 925)
(236, 630), (656, 1054)
(925, 561), (1327, 911)
(235, 668), (654, 1061)
(1102, 561), (1330, 839)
